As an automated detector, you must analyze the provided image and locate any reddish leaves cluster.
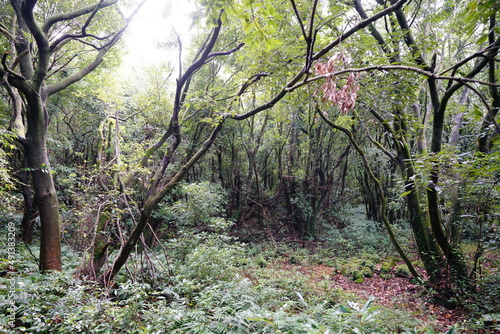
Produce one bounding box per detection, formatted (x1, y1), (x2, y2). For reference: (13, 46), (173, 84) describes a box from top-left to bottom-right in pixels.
(314, 53), (360, 115)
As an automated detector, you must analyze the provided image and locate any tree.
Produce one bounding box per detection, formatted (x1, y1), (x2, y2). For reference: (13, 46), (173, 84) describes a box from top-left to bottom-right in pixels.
(0, 0), (145, 271)
(74, 0), (412, 283)
(309, 0), (500, 290)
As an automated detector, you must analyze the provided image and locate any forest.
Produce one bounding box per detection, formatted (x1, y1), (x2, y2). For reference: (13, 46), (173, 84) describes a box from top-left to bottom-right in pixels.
(0, 0), (499, 332)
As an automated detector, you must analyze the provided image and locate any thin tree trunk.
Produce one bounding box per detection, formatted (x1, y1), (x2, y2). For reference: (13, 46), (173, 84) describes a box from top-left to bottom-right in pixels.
(102, 121), (225, 282)
(370, 107), (442, 282)
(449, 88), (469, 146)
(319, 109), (421, 280)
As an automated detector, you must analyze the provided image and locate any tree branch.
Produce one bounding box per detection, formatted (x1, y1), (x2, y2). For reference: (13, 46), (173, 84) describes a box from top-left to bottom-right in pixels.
(21, 0), (50, 90)
(289, 0), (307, 42)
(43, 0), (118, 34)
(287, 65), (500, 91)
(46, 0), (147, 96)
(313, 0), (409, 60)
(352, 0), (394, 60)
(231, 0), (409, 121)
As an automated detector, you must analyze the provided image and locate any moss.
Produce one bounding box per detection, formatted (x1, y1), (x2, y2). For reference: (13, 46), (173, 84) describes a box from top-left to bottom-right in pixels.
(380, 273), (392, 280)
(362, 267), (373, 278)
(352, 270), (364, 280)
(395, 264), (410, 278)
(380, 262), (392, 273)
(362, 260), (375, 270)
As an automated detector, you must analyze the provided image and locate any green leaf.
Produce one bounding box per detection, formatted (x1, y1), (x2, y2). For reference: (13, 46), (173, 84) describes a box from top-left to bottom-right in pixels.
(400, 190), (412, 197)
(477, 34), (488, 45)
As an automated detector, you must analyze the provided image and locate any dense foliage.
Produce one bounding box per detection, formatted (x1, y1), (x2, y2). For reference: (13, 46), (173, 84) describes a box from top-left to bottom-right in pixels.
(1, 0), (499, 332)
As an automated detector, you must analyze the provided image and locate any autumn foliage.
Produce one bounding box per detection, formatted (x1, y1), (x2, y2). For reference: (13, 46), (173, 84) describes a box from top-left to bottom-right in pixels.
(314, 53), (360, 114)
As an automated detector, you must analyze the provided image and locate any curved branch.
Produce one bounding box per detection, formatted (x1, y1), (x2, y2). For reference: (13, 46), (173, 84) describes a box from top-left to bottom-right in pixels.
(313, 0), (409, 60)
(43, 0), (118, 34)
(205, 43), (245, 60)
(45, 27), (124, 96)
(462, 82), (492, 115)
(440, 42), (500, 75)
(287, 65), (500, 91)
(0, 21), (14, 41)
(45, 0), (147, 96)
(21, 0), (50, 90)
(51, 31), (117, 53)
(232, 0), (409, 121)
(318, 106), (421, 281)
(352, 0), (394, 58)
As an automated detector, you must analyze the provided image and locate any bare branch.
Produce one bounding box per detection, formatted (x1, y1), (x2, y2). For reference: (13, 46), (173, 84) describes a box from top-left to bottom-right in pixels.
(2, 51), (27, 83)
(352, 0), (394, 60)
(0, 22), (14, 41)
(205, 43), (245, 60)
(439, 44), (499, 76)
(289, 0), (307, 42)
(462, 82), (492, 115)
(21, 0), (50, 90)
(43, 0), (118, 34)
(287, 65), (500, 91)
(313, 0), (409, 60)
(46, 0), (147, 96)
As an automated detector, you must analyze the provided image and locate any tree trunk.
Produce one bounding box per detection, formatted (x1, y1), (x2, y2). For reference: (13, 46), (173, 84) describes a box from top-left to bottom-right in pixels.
(319, 110), (421, 280)
(25, 93), (62, 271)
(25, 93), (61, 271)
(478, 16), (500, 154)
(449, 88), (469, 147)
(20, 189), (37, 245)
(371, 107), (443, 282)
(18, 157), (37, 244)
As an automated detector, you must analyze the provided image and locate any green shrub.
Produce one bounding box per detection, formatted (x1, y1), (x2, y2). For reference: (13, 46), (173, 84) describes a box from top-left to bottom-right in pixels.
(324, 205), (407, 256)
(178, 241), (245, 283)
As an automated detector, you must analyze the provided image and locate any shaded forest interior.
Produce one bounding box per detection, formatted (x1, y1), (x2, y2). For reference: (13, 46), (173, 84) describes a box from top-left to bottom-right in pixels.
(1, 0), (499, 332)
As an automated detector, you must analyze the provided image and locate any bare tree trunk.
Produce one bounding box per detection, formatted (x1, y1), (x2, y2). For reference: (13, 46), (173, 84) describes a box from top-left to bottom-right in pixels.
(24, 93), (62, 271)
(449, 88), (469, 146)
(19, 174), (37, 245)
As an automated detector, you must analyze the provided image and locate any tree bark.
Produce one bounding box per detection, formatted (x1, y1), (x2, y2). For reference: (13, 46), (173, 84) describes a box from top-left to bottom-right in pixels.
(24, 92), (62, 271)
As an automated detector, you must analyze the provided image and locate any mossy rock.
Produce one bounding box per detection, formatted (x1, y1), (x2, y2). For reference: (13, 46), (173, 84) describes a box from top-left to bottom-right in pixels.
(351, 270), (364, 280)
(380, 262), (392, 273)
(389, 257), (399, 267)
(361, 267), (373, 278)
(395, 264), (410, 278)
(361, 260), (375, 270)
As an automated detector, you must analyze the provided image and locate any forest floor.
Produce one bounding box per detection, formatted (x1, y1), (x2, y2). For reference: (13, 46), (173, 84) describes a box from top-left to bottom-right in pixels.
(279, 263), (464, 332)
(265, 254), (500, 334)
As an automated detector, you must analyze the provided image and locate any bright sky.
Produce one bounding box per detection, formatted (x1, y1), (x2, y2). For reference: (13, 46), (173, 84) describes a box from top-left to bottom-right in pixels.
(122, 0), (196, 67)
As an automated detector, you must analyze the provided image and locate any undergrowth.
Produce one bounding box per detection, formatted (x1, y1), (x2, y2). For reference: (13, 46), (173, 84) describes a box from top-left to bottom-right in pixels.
(0, 203), (497, 333)
(0, 240), (469, 333)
